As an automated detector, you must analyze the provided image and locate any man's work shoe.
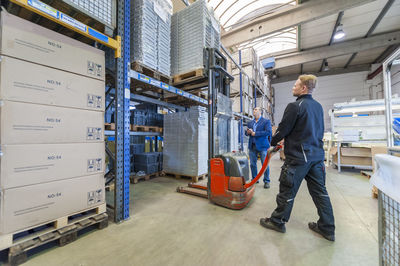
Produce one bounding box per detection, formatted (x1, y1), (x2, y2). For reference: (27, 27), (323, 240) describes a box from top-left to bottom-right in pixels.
(260, 218), (286, 233)
(264, 182), (270, 189)
(308, 222), (335, 241)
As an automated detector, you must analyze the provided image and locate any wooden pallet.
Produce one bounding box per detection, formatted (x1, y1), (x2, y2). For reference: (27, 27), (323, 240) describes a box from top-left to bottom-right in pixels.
(0, 204), (107, 265)
(130, 171), (162, 184)
(131, 125), (162, 133)
(361, 170), (373, 179)
(173, 68), (205, 86)
(372, 186), (378, 199)
(106, 124), (163, 133)
(166, 172), (207, 183)
(105, 123), (116, 130)
(131, 61), (171, 84)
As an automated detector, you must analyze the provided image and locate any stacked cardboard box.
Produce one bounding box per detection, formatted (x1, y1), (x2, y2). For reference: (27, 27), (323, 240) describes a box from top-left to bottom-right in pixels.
(0, 12), (105, 234)
(331, 146), (388, 167)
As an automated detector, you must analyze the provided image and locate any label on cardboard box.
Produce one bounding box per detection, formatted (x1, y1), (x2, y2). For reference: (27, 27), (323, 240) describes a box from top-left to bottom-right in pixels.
(1, 101), (104, 144)
(0, 56), (104, 111)
(0, 142), (105, 189)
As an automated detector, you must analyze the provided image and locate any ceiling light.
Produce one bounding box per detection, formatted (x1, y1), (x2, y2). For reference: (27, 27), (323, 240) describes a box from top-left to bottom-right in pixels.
(334, 24), (346, 40)
(323, 61), (329, 72)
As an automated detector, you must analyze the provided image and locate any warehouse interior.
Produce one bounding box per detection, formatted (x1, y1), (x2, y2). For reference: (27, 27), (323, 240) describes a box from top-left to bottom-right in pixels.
(0, 0), (399, 265)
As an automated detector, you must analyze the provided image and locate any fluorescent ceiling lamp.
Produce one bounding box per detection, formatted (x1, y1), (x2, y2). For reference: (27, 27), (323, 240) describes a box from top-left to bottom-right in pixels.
(334, 24), (346, 40)
(323, 61), (329, 71)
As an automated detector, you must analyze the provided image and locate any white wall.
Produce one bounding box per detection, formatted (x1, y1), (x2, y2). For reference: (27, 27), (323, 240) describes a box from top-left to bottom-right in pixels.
(368, 64), (400, 99)
(273, 71), (370, 131)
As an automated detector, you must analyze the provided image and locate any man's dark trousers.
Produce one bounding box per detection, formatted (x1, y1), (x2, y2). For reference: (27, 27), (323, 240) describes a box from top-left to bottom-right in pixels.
(270, 160), (335, 235)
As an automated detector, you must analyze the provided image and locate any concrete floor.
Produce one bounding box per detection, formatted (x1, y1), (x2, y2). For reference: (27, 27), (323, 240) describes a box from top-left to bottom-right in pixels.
(26, 156), (378, 266)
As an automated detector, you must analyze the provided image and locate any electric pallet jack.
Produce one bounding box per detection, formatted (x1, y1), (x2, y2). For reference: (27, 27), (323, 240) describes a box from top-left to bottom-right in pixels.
(176, 48), (281, 210)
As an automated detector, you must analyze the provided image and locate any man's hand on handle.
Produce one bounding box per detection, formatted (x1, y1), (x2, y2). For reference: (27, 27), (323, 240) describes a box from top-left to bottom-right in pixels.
(269, 144), (283, 153)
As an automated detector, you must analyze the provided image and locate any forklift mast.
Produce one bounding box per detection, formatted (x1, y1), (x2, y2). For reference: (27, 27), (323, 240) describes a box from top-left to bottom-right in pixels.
(206, 48), (234, 160)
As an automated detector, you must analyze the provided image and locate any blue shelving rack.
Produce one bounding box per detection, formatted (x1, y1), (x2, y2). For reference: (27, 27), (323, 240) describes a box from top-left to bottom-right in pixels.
(114, 0), (131, 222)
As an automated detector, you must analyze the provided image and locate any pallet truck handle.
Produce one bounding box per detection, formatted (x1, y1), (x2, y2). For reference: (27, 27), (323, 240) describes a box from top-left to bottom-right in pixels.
(244, 144), (282, 189)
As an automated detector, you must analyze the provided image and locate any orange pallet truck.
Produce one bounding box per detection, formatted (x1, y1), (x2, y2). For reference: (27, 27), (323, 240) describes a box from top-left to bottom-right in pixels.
(177, 146), (281, 210)
(177, 48), (281, 210)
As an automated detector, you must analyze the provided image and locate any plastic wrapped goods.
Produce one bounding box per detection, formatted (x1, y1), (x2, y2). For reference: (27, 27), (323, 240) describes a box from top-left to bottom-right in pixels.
(131, 0), (172, 76)
(163, 106), (208, 176)
(171, 0), (220, 76)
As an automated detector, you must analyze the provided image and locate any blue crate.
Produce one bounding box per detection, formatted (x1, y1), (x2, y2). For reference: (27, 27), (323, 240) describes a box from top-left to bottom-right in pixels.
(394, 118), (400, 134)
(134, 162), (159, 174)
(134, 152), (159, 164)
(131, 144), (145, 154)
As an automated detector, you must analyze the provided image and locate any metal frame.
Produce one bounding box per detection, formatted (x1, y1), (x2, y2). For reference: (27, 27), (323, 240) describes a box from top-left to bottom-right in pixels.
(345, 0), (395, 68)
(60, 0), (117, 31)
(330, 99), (398, 172)
(113, 0), (130, 222)
(319, 11), (343, 72)
(383, 46), (400, 147)
(239, 50), (244, 151)
(129, 71), (208, 105)
(378, 147), (400, 266)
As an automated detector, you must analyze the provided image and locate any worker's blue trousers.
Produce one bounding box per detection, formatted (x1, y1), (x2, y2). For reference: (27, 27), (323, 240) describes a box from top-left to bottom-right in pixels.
(270, 160), (335, 236)
(249, 149), (270, 183)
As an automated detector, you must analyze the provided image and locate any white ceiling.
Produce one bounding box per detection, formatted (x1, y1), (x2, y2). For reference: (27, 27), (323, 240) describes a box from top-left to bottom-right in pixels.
(280, 0), (400, 76)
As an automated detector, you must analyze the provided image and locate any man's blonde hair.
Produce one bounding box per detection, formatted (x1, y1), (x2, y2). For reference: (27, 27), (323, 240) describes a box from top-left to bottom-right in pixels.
(298, 74), (317, 94)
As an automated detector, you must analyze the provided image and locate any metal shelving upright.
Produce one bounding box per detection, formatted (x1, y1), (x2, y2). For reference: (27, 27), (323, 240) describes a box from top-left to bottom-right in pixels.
(113, 0), (131, 223)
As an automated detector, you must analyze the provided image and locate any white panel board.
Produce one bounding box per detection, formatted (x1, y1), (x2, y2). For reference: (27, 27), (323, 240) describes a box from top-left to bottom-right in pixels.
(273, 71), (369, 131)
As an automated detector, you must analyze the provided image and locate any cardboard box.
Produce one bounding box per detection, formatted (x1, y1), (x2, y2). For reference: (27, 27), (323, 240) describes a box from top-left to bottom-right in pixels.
(332, 147), (373, 166)
(371, 146), (388, 172)
(0, 12), (105, 81)
(0, 56), (105, 111)
(0, 101), (104, 144)
(333, 154), (372, 166)
(1, 143), (105, 189)
(0, 174), (105, 234)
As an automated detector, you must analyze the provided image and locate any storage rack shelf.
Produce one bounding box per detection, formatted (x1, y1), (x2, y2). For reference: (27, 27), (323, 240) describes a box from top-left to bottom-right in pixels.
(330, 97), (400, 172)
(105, 130), (162, 136)
(6, 0), (272, 224)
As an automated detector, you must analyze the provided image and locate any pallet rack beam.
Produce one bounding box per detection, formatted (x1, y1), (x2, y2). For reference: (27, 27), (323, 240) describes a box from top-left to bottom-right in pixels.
(105, 130), (162, 136)
(130, 70), (208, 105)
(10, 0), (122, 58)
(130, 94), (185, 111)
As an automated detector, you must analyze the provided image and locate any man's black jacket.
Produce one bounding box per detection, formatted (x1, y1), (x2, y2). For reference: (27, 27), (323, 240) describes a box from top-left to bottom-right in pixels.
(271, 94), (325, 164)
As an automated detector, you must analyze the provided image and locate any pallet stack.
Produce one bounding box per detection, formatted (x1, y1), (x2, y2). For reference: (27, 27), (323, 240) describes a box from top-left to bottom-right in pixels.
(163, 106), (208, 177)
(171, 0), (220, 78)
(0, 12), (106, 239)
(230, 48), (258, 116)
(131, 0), (173, 76)
(230, 47), (272, 118)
